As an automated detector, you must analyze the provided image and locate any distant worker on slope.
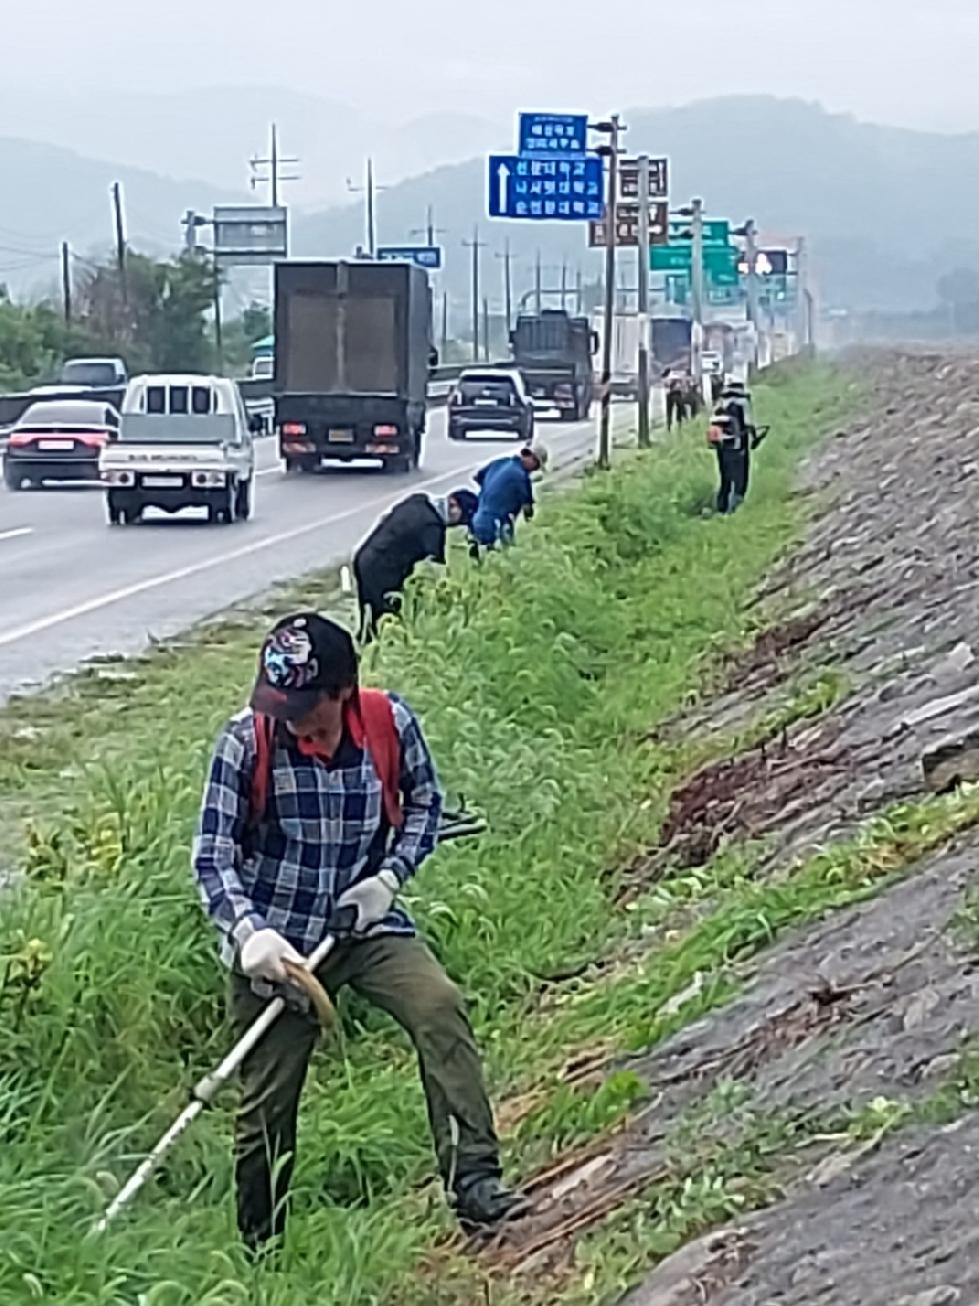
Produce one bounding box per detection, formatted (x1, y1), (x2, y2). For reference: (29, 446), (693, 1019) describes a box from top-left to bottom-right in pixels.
(665, 373), (687, 431)
(707, 378), (766, 514)
(470, 444), (548, 551)
(353, 489), (479, 639)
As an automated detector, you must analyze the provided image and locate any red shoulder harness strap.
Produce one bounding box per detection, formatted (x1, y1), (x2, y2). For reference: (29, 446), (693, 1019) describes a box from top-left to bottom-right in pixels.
(249, 688), (403, 830)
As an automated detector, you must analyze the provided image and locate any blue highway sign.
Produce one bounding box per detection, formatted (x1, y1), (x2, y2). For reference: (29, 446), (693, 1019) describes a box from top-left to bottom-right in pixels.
(518, 112), (588, 157)
(488, 154), (604, 222)
(376, 245), (443, 270)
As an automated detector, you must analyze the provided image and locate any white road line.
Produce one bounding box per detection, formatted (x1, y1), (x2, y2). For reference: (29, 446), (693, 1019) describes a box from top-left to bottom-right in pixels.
(0, 527), (32, 543)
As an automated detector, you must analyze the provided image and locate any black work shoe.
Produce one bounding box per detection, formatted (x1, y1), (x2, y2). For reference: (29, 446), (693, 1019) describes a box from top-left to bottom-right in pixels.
(454, 1175), (530, 1229)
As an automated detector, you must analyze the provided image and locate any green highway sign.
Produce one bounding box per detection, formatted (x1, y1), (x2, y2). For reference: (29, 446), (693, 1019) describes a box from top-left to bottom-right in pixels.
(651, 244), (739, 282)
(651, 244), (694, 272)
(667, 218), (730, 246)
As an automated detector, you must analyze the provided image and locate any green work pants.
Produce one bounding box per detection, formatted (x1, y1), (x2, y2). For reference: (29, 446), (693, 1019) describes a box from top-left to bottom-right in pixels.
(230, 934), (500, 1247)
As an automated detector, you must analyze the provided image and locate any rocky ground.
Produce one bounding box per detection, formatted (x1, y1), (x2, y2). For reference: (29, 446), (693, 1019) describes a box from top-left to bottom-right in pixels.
(482, 352), (979, 1302)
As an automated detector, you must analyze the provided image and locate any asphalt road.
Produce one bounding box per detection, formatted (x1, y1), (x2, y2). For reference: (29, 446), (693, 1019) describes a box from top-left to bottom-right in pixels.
(0, 401), (650, 701)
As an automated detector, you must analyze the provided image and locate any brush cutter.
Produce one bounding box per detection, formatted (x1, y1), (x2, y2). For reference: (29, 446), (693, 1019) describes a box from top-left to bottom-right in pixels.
(92, 803), (487, 1234)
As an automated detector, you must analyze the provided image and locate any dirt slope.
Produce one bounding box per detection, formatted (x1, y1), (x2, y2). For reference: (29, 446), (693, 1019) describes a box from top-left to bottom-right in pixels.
(487, 352), (979, 1302)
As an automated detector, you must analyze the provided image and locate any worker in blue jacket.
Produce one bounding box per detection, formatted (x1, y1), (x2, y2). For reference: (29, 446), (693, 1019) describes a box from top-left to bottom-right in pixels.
(470, 445), (548, 549)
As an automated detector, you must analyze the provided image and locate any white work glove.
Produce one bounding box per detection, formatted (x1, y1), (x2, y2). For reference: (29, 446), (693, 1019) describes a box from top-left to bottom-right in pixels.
(239, 928), (303, 983)
(335, 869), (400, 934)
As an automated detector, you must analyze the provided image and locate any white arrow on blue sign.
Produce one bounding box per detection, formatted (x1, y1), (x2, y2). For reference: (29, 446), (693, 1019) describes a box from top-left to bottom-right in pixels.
(376, 245), (443, 270)
(488, 154), (605, 222)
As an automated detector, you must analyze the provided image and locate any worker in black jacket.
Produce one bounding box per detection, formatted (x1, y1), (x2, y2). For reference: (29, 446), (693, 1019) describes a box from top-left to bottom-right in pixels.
(354, 490), (479, 638)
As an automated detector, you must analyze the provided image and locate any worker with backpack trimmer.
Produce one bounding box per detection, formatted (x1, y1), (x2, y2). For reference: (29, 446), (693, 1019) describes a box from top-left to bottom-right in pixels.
(706, 378), (769, 514)
(193, 612), (526, 1252)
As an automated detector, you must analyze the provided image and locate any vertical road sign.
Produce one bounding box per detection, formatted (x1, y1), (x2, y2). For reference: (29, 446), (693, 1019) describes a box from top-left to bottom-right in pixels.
(518, 113), (589, 157)
(488, 154), (604, 221)
(618, 157), (669, 200)
(589, 201), (669, 248)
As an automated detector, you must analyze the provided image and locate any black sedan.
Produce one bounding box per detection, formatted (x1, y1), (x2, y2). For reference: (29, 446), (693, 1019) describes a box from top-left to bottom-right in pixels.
(3, 399), (120, 490)
(447, 369), (535, 442)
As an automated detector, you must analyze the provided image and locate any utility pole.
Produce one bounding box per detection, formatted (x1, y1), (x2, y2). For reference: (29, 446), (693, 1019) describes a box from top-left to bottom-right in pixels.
(111, 181), (129, 315)
(347, 158), (385, 258)
(636, 155), (651, 450)
(482, 297), (491, 361)
(560, 257), (569, 311)
(441, 291), (449, 356)
(250, 123), (300, 206)
(534, 248), (543, 313)
(366, 158), (376, 258)
(595, 114), (623, 470)
(60, 241), (72, 325)
(690, 197), (705, 395)
(462, 226), (485, 361)
(575, 266), (583, 315)
(496, 239), (513, 331)
(213, 275), (224, 373)
(410, 207), (445, 250)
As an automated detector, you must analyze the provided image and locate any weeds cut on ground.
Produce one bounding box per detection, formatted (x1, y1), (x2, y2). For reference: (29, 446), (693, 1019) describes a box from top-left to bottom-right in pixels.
(0, 366), (852, 1304)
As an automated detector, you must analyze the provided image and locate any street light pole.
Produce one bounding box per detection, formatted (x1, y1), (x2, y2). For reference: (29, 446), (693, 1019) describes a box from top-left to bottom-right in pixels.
(636, 155), (651, 450)
(690, 197), (705, 396)
(595, 113), (623, 471)
(795, 235), (809, 350)
(744, 218), (760, 371)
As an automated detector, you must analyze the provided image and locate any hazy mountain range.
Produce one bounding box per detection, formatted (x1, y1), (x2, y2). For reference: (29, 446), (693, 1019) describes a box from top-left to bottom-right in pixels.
(3, 94), (978, 312)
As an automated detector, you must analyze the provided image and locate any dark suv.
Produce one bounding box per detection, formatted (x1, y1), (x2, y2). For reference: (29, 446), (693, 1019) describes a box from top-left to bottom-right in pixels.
(447, 369), (534, 442)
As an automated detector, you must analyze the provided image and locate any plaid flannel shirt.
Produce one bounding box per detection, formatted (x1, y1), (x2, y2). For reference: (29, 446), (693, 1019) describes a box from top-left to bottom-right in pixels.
(192, 692), (442, 984)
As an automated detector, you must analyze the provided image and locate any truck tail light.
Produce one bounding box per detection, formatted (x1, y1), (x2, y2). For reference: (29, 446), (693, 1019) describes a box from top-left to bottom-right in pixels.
(282, 422), (307, 437)
(373, 425), (399, 439)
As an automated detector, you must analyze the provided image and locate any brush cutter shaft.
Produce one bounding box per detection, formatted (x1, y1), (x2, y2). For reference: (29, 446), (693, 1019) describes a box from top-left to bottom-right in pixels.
(92, 933), (338, 1233)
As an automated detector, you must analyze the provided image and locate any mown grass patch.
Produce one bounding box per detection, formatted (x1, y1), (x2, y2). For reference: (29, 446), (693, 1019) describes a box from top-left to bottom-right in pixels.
(0, 365), (858, 1303)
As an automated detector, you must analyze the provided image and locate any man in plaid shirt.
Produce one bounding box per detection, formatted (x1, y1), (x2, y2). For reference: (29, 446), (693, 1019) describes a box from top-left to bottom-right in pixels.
(193, 612), (524, 1250)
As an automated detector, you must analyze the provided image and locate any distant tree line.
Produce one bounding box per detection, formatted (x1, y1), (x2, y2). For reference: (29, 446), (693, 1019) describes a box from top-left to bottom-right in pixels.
(0, 249), (270, 391)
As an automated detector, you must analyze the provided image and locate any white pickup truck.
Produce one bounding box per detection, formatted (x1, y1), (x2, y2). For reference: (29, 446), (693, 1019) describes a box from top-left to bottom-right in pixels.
(99, 374), (258, 526)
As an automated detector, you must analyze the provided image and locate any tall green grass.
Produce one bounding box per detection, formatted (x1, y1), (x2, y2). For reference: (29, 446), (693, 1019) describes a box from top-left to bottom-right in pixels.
(0, 367), (849, 1303)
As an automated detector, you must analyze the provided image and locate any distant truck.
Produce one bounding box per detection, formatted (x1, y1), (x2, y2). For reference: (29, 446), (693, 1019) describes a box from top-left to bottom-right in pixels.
(510, 310), (596, 421)
(651, 318), (693, 372)
(590, 312), (641, 400)
(274, 260), (434, 474)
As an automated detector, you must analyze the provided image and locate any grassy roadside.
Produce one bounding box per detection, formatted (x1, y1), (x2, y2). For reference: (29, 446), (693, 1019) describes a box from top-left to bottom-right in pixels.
(0, 365), (855, 1304)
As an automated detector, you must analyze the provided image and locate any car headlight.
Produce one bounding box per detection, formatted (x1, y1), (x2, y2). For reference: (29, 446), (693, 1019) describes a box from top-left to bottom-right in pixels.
(192, 470), (228, 488)
(103, 469), (135, 486)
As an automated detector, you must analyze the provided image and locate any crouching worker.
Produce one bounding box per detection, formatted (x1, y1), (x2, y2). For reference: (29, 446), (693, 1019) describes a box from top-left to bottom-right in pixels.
(192, 612), (525, 1252)
(353, 488), (478, 639)
(470, 444), (548, 551)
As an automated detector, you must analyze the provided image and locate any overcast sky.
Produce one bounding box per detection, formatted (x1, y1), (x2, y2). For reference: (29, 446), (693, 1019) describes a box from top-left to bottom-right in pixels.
(7, 0), (978, 134)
